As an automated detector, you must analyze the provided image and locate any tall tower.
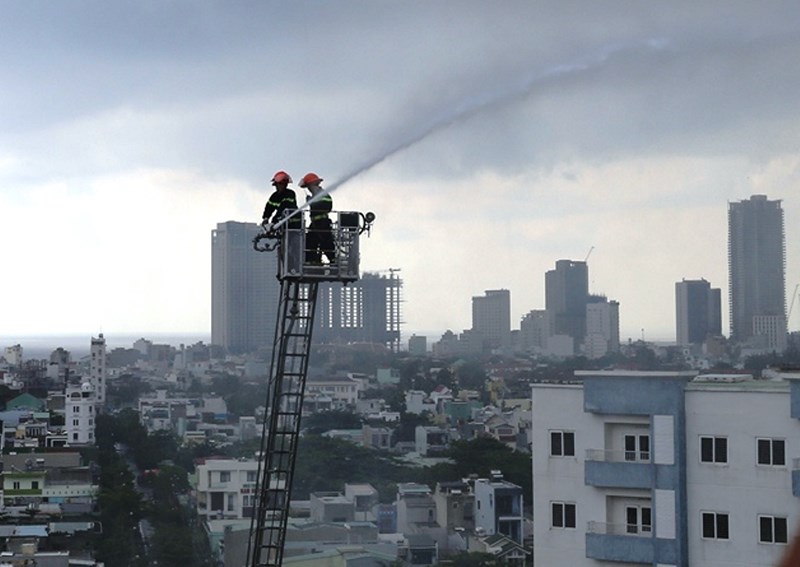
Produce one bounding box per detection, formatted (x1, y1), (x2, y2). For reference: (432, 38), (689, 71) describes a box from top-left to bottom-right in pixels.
(520, 309), (551, 352)
(728, 195), (786, 349)
(90, 334), (107, 406)
(675, 279), (722, 346)
(315, 271), (403, 351)
(585, 298), (620, 358)
(211, 221), (280, 354)
(472, 289), (511, 350)
(545, 260), (589, 346)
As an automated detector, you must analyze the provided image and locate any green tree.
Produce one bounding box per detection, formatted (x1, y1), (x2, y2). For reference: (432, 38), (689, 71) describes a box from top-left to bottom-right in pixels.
(292, 435), (411, 501)
(445, 438), (532, 504)
(303, 409), (363, 434)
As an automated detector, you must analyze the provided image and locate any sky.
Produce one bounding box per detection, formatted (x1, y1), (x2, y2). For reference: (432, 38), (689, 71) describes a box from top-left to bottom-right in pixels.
(2, 1), (800, 344)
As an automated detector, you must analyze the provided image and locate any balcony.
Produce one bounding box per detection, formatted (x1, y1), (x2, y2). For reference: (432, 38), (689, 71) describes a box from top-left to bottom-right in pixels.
(586, 522), (656, 564)
(585, 450), (652, 489)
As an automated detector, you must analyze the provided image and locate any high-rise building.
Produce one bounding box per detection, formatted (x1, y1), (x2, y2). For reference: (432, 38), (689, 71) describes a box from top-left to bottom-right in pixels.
(585, 298), (620, 358)
(545, 260), (589, 347)
(675, 279), (722, 346)
(472, 289), (511, 350)
(315, 271), (403, 351)
(519, 309), (551, 352)
(89, 334), (107, 406)
(728, 195), (786, 350)
(211, 221), (279, 354)
(408, 334), (427, 356)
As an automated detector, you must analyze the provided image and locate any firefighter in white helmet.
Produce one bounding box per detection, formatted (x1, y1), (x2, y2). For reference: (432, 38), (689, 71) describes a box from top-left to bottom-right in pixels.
(299, 172), (335, 264)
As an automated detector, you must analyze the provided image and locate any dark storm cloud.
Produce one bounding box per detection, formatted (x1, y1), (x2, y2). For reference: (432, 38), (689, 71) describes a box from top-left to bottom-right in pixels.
(2, 1), (800, 185)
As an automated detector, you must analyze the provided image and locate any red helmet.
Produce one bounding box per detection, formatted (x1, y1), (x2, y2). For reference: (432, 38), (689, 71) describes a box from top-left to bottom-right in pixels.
(299, 172), (323, 188)
(271, 170), (292, 185)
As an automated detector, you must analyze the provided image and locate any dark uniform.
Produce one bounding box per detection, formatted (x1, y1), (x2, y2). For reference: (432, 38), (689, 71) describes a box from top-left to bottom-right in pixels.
(262, 187), (300, 228)
(306, 193), (335, 263)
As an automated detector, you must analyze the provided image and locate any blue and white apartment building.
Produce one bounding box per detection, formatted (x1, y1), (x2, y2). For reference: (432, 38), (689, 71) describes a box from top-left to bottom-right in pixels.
(532, 370), (800, 566)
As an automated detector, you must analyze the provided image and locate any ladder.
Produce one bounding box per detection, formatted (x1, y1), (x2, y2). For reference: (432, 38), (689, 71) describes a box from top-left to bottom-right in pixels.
(247, 279), (319, 567)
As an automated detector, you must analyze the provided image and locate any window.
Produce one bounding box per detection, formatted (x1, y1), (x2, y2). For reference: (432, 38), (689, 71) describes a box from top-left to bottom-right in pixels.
(757, 438), (786, 466)
(700, 436), (728, 464)
(12, 482), (20, 490)
(626, 506), (652, 534)
(759, 515), (788, 544)
(552, 502), (576, 529)
(247, 471), (257, 483)
(624, 434), (650, 462)
(31, 481), (39, 490)
(72, 406), (80, 413)
(702, 512), (730, 540)
(550, 431), (575, 457)
(72, 419), (80, 427)
(219, 471), (231, 483)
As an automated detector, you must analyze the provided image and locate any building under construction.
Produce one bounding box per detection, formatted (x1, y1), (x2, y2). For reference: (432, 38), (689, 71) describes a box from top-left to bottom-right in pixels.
(314, 270), (403, 351)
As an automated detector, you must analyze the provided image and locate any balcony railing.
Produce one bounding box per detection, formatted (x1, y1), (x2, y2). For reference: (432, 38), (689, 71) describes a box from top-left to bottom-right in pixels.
(586, 449), (651, 464)
(587, 521), (652, 537)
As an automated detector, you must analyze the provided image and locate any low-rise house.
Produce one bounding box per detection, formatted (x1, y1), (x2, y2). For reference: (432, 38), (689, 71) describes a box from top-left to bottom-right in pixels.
(474, 472), (524, 544)
(310, 492), (354, 523)
(195, 457), (258, 521)
(345, 483), (379, 522)
(405, 391), (435, 415)
(415, 426), (452, 456)
(433, 481), (474, 532)
(305, 374), (361, 408)
(361, 424), (392, 450)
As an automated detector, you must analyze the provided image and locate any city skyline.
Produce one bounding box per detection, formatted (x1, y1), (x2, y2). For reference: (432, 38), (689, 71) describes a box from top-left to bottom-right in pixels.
(2, 4), (800, 341)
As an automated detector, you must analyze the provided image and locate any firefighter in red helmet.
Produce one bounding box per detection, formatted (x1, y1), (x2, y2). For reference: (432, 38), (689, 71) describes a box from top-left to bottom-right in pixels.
(299, 172), (335, 264)
(262, 170), (300, 230)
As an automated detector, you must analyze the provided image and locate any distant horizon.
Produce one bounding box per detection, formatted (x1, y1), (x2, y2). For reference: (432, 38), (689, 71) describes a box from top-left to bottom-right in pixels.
(0, 329), (680, 359)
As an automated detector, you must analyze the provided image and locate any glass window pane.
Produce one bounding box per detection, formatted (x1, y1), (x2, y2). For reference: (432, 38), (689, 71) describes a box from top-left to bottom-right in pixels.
(625, 435), (636, 461)
(564, 432), (575, 456)
(551, 432), (562, 456)
(717, 514), (729, 539)
(565, 503), (576, 528)
(715, 437), (727, 463)
(760, 516), (773, 543)
(775, 517), (788, 544)
(641, 507), (652, 528)
(701, 437), (713, 462)
(773, 440), (785, 466)
(758, 439), (771, 464)
(552, 503), (563, 527)
(626, 507), (638, 533)
(702, 513), (715, 538)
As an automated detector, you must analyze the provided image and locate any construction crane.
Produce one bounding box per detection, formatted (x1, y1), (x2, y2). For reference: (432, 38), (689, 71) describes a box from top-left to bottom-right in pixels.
(247, 209), (375, 567)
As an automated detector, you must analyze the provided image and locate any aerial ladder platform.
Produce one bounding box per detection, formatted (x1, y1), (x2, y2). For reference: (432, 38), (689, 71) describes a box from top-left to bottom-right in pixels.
(246, 209), (374, 567)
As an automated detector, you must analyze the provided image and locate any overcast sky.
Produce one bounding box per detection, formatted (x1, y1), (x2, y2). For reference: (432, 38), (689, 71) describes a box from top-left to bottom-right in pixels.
(2, 2), (800, 344)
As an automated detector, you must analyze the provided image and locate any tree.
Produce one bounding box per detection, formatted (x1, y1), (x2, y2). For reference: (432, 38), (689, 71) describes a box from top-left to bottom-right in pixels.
(302, 409), (362, 434)
(292, 435), (411, 501)
(445, 438), (533, 504)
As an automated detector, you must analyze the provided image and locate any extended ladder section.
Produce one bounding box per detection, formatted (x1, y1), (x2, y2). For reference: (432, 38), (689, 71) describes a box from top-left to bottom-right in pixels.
(247, 209), (374, 567)
(247, 279), (318, 567)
